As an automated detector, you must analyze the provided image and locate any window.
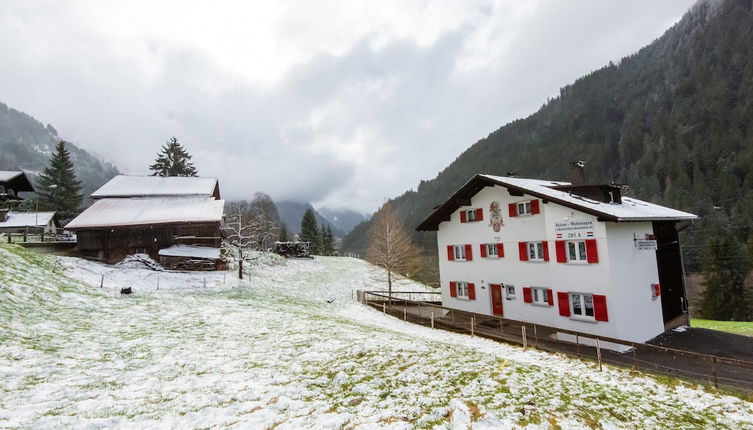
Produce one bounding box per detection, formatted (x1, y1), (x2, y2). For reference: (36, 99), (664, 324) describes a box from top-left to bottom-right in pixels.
(567, 240), (587, 262)
(505, 284), (516, 300)
(570, 293), (595, 320)
(456, 282), (469, 299)
(531, 287), (549, 305)
(454, 245), (466, 261)
(486, 243), (498, 257)
(528, 242), (545, 260)
(466, 209), (477, 222)
(517, 201), (533, 216)
(460, 208), (483, 223)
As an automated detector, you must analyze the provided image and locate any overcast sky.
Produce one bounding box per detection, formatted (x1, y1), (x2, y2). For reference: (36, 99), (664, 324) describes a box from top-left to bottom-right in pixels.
(0, 0), (695, 213)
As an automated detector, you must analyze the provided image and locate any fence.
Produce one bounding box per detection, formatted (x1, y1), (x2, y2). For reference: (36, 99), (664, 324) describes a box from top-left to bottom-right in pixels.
(2, 228), (74, 244)
(359, 290), (753, 393)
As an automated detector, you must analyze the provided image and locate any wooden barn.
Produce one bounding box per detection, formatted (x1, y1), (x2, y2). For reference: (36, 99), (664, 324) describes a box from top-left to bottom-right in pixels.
(0, 171), (35, 202)
(65, 175), (225, 265)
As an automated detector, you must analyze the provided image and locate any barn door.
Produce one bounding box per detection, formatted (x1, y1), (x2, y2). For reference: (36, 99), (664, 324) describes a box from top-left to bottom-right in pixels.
(490, 284), (504, 316)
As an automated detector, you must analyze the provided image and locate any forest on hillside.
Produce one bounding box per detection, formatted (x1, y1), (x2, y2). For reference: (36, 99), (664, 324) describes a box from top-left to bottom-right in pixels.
(342, 0), (753, 318)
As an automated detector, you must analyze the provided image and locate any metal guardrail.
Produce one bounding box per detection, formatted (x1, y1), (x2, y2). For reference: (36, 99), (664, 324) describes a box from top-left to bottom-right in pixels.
(359, 290), (753, 393)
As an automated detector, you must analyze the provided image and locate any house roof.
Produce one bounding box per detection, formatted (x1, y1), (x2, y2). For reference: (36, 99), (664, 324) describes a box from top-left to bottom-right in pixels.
(91, 175), (220, 199)
(65, 197), (225, 230)
(416, 174), (698, 231)
(0, 171), (35, 192)
(0, 211), (56, 228)
(158, 244), (221, 260)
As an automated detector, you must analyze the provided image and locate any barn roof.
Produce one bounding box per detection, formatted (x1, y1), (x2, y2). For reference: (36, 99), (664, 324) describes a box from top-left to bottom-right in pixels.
(0, 211), (56, 228)
(0, 171), (35, 192)
(416, 174), (698, 231)
(91, 175), (220, 199)
(65, 197), (224, 230)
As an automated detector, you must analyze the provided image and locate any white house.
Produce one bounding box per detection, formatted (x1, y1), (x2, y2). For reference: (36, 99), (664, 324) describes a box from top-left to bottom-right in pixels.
(416, 174), (698, 344)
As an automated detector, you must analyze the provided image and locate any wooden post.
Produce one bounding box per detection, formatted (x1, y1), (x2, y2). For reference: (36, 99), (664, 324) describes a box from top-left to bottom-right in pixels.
(431, 312), (435, 329)
(403, 307), (407, 322)
(533, 325), (538, 349)
(500, 319), (504, 337)
(471, 316), (475, 337)
(382, 302), (386, 314)
(576, 334), (581, 357)
(711, 356), (718, 389)
(522, 325), (527, 349)
(100, 274), (104, 288)
(632, 344), (637, 370)
(156, 276), (160, 291)
(596, 338), (603, 372)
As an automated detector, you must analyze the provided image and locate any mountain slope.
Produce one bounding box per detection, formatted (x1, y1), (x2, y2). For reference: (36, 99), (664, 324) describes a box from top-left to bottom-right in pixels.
(276, 201), (345, 238)
(0, 101), (119, 198)
(343, 0), (753, 270)
(318, 207), (368, 236)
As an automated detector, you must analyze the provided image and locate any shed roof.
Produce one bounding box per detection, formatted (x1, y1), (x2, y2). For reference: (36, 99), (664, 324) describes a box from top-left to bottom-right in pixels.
(91, 175), (220, 199)
(0, 171), (35, 192)
(65, 197), (224, 230)
(158, 244), (221, 260)
(416, 174), (698, 231)
(0, 211), (56, 228)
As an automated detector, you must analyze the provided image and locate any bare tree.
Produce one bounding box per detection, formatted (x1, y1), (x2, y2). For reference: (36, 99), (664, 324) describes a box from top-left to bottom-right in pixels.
(222, 207), (254, 279)
(366, 203), (420, 298)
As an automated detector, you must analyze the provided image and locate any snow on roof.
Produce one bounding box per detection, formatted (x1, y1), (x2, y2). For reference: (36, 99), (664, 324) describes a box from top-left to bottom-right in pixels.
(0, 211), (56, 228)
(0, 171), (23, 182)
(158, 244), (221, 260)
(480, 175), (698, 221)
(91, 175), (219, 198)
(65, 197), (224, 229)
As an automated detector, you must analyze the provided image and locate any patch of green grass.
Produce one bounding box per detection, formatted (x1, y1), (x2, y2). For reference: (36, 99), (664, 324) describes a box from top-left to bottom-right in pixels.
(691, 319), (753, 337)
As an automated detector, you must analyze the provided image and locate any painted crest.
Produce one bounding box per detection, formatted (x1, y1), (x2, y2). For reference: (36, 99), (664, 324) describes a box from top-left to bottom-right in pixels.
(489, 200), (504, 232)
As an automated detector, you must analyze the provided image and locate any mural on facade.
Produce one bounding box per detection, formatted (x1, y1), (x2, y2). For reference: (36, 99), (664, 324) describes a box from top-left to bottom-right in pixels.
(489, 200), (504, 232)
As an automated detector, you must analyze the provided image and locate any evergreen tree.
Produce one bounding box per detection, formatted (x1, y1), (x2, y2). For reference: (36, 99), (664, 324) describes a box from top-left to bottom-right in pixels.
(700, 230), (752, 320)
(319, 224), (328, 255)
(278, 223), (289, 242)
(149, 137), (198, 177)
(323, 225), (336, 255)
(37, 140), (83, 219)
(299, 208), (320, 254)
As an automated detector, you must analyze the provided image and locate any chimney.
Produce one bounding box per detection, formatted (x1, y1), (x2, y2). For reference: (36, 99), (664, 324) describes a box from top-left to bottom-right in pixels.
(569, 161), (586, 185)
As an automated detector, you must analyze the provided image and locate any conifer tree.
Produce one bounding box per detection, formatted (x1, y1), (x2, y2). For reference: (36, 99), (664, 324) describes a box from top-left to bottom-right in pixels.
(322, 225), (336, 255)
(299, 208), (320, 254)
(278, 223), (289, 242)
(149, 137), (198, 177)
(700, 231), (752, 320)
(37, 140), (83, 219)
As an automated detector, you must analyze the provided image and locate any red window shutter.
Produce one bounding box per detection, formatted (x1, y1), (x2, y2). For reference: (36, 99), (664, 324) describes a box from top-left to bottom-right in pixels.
(523, 287), (532, 303)
(449, 281), (457, 297)
(547, 288), (554, 306)
(518, 242), (528, 261)
(480, 244), (487, 258)
(468, 283), (476, 300)
(460, 211), (467, 223)
(465, 244), (473, 261)
(586, 239), (599, 263)
(475, 208), (483, 221)
(557, 292), (570, 316)
(531, 199), (540, 214)
(555, 240), (567, 263)
(496, 243), (504, 258)
(542, 241), (550, 262)
(508, 203), (517, 217)
(594, 295), (608, 321)
(447, 245), (455, 261)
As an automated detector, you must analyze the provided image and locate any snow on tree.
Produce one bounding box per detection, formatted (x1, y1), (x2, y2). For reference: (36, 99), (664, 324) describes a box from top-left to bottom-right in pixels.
(149, 137), (198, 177)
(246, 192), (281, 251)
(221, 206), (254, 279)
(36, 140), (83, 220)
(366, 203), (419, 297)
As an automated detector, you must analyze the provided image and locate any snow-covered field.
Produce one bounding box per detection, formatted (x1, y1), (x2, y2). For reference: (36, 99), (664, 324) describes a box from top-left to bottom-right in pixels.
(1, 244), (753, 429)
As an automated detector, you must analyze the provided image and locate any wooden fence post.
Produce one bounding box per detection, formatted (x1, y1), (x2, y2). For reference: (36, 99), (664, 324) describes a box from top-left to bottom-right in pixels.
(533, 325), (538, 349)
(100, 274), (104, 288)
(522, 325), (527, 349)
(575, 334), (581, 357)
(156, 276), (160, 291)
(711, 356), (718, 389)
(431, 312), (435, 329)
(471, 316), (475, 337)
(382, 302), (386, 314)
(596, 338), (603, 372)
(403, 307), (407, 322)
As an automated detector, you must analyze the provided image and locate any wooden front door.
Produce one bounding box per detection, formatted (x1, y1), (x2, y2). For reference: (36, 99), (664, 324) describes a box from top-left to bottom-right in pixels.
(490, 284), (504, 316)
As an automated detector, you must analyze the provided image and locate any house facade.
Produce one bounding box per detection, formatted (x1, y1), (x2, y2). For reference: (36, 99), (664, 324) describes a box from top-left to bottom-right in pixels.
(66, 175), (224, 265)
(416, 174), (697, 343)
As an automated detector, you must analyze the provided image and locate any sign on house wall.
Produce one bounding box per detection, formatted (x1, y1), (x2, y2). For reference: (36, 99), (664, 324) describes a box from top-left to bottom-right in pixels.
(635, 240), (658, 251)
(554, 219), (595, 239)
(488, 200), (503, 232)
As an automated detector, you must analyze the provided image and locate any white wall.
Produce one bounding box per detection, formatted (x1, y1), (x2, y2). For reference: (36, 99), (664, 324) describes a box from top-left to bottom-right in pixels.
(436, 184), (665, 343)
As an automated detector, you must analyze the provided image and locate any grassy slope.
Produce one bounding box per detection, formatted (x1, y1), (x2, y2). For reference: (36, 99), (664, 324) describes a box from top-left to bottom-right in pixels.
(692, 319), (753, 337)
(2, 243), (753, 429)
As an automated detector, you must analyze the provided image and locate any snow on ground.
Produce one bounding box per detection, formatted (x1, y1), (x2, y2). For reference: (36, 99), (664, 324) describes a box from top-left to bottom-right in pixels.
(1, 243), (753, 429)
